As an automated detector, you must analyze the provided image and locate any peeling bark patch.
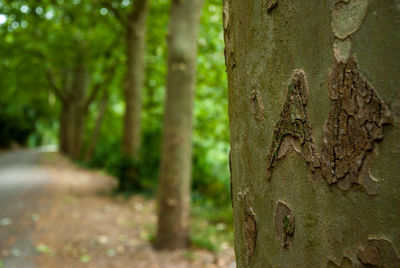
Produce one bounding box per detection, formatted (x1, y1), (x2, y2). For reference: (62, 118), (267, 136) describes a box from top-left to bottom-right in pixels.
(358, 244), (380, 266)
(250, 89), (264, 121)
(266, 0), (278, 12)
(229, 150), (233, 207)
(266, 70), (319, 180)
(244, 208), (257, 257)
(357, 238), (400, 267)
(333, 39), (352, 62)
(327, 257), (353, 268)
(223, 0), (229, 30)
(321, 57), (392, 192)
(224, 48), (236, 71)
(238, 191), (257, 258)
(332, 0), (368, 40)
(274, 201), (294, 248)
(229, 51), (236, 70)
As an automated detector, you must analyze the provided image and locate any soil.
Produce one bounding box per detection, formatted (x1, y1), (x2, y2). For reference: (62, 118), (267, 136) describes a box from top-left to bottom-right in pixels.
(31, 153), (236, 268)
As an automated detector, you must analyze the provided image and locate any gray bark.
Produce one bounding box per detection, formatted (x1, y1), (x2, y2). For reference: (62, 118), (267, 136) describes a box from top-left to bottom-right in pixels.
(122, 0), (149, 159)
(225, 0), (400, 267)
(155, 0), (204, 250)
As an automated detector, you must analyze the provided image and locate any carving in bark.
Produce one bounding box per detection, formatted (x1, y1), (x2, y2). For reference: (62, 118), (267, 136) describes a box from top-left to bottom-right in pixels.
(266, 70), (319, 180)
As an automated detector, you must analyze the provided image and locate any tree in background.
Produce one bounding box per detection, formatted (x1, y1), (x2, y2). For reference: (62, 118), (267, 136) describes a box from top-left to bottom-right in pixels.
(98, 0), (149, 190)
(0, 1), (233, 247)
(45, 50), (90, 159)
(225, 0), (400, 266)
(155, 0), (204, 250)
(0, 1), (120, 159)
(101, 0), (149, 160)
(122, 0), (149, 160)
(84, 88), (110, 162)
(44, 33), (118, 160)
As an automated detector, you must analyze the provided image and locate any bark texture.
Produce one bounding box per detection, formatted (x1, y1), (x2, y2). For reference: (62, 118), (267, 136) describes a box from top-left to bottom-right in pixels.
(155, 0), (204, 250)
(225, 0), (400, 267)
(122, 0), (149, 159)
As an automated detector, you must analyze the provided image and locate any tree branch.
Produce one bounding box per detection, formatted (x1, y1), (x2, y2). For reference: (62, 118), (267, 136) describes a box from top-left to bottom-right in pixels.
(44, 67), (67, 101)
(84, 34), (121, 110)
(84, 61), (117, 112)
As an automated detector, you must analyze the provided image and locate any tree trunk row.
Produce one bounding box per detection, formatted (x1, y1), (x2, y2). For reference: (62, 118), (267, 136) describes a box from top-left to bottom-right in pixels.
(59, 56), (88, 160)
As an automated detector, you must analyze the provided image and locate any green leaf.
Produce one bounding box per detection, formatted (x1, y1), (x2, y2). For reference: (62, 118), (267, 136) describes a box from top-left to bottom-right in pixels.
(80, 254), (91, 263)
(36, 243), (55, 257)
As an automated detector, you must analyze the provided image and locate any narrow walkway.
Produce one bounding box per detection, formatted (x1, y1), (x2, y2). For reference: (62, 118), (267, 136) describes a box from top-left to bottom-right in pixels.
(0, 149), (53, 268)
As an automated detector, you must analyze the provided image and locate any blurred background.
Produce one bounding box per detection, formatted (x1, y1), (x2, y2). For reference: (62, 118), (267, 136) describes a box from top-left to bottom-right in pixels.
(0, 0), (234, 267)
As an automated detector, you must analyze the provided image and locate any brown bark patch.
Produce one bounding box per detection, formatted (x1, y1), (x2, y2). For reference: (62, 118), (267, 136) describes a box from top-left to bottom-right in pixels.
(244, 208), (257, 257)
(321, 57), (392, 193)
(238, 191), (257, 258)
(358, 244), (380, 266)
(274, 201), (294, 248)
(357, 238), (400, 267)
(250, 89), (265, 121)
(266, 70), (319, 180)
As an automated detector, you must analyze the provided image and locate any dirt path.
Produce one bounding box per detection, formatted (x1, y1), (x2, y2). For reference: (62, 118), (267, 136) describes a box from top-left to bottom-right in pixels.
(0, 149), (53, 268)
(0, 150), (235, 268)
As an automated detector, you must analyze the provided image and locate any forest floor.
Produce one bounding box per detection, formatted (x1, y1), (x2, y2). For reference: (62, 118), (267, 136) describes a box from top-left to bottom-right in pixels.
(11, 151), (235, 268)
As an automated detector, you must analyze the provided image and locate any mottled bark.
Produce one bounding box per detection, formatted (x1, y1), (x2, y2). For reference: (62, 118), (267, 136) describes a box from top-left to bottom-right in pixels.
(225, 0), (400, 267)
(122, 0), (149, 159)
(155, 0), (204, 250)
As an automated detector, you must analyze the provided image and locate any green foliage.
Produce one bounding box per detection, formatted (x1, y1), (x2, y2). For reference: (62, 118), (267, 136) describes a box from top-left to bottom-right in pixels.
(80, 254), (91, 263)
(36, 243), (55, 257)
(85, 125), (161, 194)
(0, 0), (232, 236)
(191, 203), (234, 252)
(0, 110), (32, 147)
(0, 94), (55, 147)
(83, 0), (231, 212)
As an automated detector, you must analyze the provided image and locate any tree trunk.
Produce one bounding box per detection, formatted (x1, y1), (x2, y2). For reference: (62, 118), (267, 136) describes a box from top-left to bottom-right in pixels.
(84, 90), (109, 162)
(68, 102), (85, 160)
(59, 57), (88, 160)
(155, 0), (204, 250)
(122, 0), (149, 159)
(225, 0), (400, 267)
(59, 102), (70, 154)
(59, 96), (86, 160)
